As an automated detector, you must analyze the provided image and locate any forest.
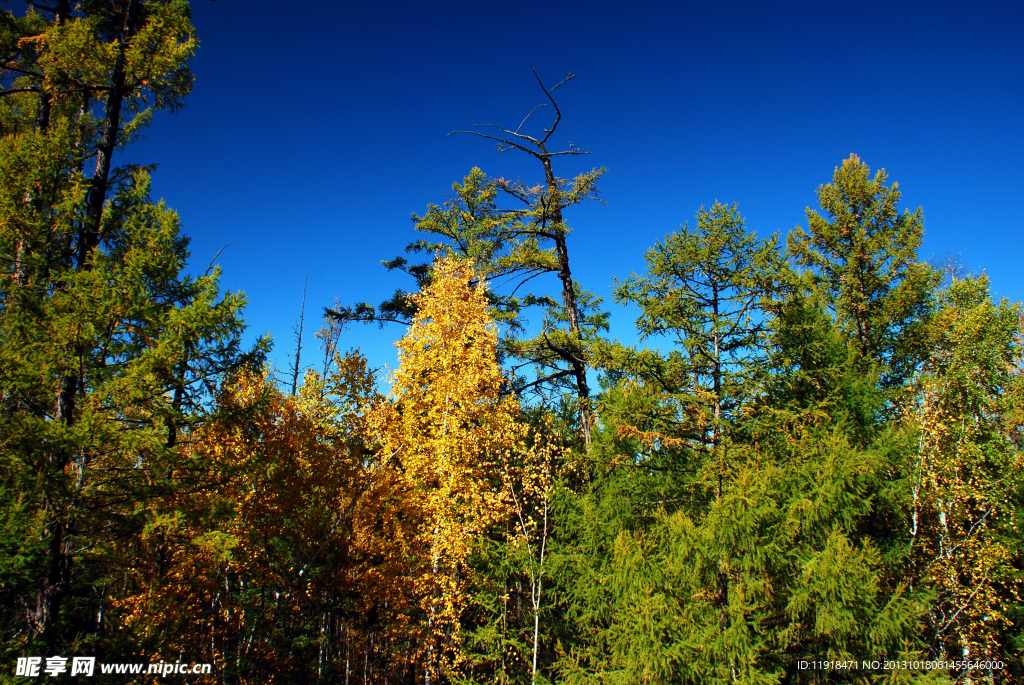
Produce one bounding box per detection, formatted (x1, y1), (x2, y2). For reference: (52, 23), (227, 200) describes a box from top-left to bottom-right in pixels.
(1, 1), (1022, 684)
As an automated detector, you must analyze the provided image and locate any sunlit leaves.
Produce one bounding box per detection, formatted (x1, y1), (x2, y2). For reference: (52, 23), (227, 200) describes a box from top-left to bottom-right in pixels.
(369, 256), (525, 675)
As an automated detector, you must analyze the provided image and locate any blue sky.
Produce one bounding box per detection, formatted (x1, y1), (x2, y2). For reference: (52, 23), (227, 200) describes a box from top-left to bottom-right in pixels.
(126, 0), (1024, 376)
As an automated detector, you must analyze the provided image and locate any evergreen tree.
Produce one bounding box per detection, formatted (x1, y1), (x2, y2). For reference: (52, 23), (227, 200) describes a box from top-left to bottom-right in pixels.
(548, 178), (946, 683)
(604, 202), (781, 465)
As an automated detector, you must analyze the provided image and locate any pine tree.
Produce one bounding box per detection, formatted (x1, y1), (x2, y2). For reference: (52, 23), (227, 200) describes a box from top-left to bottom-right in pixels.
(605, 202), (781, 465)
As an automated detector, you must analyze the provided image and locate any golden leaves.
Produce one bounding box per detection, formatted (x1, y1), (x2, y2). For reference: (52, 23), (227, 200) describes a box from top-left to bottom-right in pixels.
(368, 256), (526, 672)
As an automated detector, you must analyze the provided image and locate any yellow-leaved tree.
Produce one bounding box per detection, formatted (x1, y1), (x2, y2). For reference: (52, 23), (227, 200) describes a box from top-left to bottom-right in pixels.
(368, 256), (524, 681)
(907, 276), (1024, 664)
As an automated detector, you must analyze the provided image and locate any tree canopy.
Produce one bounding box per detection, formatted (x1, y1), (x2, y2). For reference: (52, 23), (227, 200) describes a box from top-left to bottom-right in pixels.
(1, 6), (1020, 682)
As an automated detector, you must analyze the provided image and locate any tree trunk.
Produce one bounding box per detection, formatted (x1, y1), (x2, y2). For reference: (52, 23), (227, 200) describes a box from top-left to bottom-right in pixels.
(31, 0), (71, 134)
(27, 0), (137, 646)
(81, 0), (137, 268)
(539, 150), (592, 443)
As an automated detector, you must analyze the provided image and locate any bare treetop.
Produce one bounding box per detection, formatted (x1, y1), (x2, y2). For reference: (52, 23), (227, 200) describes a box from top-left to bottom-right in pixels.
(448, 67), (590, 160)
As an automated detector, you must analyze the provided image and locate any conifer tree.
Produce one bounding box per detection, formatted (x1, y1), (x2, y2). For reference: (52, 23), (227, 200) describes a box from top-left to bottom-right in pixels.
(605, 202), (781, 463)
(787, 154), (939, 389)
(550, 182), (940, 683)
(0, 0), (265, 658)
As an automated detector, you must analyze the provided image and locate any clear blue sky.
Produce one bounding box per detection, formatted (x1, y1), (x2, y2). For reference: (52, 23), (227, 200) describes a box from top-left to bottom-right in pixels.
(127, 0), (1024, 376)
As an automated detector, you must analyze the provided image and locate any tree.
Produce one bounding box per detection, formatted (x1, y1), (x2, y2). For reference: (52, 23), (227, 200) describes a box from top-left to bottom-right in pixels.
(906, 276), (1024, 669)
(368, 256), (527, 681)
(115, 352), (383, 684)
(787, 154), (939, 389)
(605, 202), (781, 468)
(553, 430), (928, 685)
(331, 70), (607, 445)
(548, 181), (940, 683)
(0, 0), (265, 658)
(458, 414), (568, 685)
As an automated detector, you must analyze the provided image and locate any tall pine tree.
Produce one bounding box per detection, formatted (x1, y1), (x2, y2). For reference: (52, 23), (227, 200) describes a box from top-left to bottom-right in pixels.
(787, 154), (938, 390)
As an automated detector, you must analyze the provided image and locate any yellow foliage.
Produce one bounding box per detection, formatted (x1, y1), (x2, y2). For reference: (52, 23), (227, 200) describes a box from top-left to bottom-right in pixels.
(368, 256), (524, 676)
(905, 280), (1024, 662)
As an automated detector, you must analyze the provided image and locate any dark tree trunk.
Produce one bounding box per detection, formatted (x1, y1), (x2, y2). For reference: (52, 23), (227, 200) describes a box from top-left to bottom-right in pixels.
(540, 150), (592, 443)
(31, 0), (71, 134)
(27, 0), (137, 646)
(80, 0), (137, 268)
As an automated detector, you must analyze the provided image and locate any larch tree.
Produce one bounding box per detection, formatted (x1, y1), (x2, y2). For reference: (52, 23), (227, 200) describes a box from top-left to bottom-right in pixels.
(605, 202), (782, 470)
(0, 0), (265, 659)
(787, 154), (939, 390)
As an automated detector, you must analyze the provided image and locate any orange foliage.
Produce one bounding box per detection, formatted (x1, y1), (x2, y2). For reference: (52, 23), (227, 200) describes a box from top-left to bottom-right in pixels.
(114, 352), (382, 683)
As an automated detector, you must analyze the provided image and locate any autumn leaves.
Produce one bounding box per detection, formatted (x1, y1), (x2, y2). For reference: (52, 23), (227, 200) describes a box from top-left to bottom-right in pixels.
(369, 257), (528, 677)
(120, 257), (546, 681)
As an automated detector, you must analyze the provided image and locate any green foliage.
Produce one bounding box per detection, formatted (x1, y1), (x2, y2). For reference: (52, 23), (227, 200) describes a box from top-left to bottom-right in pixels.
(0, 0), (266, 661)
(334, 73), (609, 444)
(787, 154), (939, 389)
(602, 202), (782, 450)
(331, 166), (609, 419)
(554, 432), (929, 684)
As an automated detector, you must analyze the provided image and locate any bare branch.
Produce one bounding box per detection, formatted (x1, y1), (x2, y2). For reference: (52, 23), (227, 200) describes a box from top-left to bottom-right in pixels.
(515, 103), (547, 135)
(545, 148), (591, 157)
(446, 129), (540, 158)
(499, 269), (549, 296)
(322, 307), (412, 328)
(448, 69), (582, 156)
(531, 66), (574, 145)
(203, 241), (236, 277)
(474, 122), (541, 145)
(289, 276), (308, 396)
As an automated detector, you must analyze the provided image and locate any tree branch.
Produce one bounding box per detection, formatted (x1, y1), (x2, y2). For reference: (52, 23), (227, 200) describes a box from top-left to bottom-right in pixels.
(514, 103), (547, 136)
(0, 87), (40, 98)
(532, 66), (573, 146)
(514, 369), (574, 396)
(447, 129), (540, 158)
